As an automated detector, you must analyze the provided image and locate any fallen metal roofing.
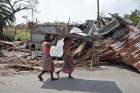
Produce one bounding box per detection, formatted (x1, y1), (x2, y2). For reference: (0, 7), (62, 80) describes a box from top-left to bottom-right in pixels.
(102, 22), (140, 72)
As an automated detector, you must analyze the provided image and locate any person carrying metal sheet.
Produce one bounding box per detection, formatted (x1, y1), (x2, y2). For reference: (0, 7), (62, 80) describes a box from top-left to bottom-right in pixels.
(56, 37), (74, 79)
(38, 34), (58, 81)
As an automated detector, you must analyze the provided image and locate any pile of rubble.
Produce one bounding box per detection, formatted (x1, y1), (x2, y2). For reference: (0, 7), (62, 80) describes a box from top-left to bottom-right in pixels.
(0, 14), (140, 72)
(71, 15), (140, 72)
(0, 42), (41, 71)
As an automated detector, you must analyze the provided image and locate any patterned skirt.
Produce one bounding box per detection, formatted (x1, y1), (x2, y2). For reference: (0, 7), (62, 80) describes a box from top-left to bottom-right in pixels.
(62, 55), (74, 73)
(42, 56), (54, 72)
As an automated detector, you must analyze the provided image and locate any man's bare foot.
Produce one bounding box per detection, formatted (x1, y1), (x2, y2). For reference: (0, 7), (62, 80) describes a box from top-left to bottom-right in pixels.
(38, 75), (43, 81)
(51, 78), (58, 81)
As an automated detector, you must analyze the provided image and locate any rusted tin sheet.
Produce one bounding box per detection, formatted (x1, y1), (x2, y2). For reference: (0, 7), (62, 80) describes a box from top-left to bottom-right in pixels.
(103, 24), (140, 72)
(100, 47), (124, 64)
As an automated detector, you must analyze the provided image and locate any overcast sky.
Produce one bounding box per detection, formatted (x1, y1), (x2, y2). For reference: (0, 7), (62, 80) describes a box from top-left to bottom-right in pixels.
(15, 0), (140, 24)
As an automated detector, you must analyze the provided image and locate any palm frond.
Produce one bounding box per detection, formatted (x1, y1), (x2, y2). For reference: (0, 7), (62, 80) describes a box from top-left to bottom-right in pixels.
(0, 0), (28, 25)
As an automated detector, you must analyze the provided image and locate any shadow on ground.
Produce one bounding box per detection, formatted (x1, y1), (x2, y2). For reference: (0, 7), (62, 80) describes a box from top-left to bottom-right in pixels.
(42, 78), (123, 93)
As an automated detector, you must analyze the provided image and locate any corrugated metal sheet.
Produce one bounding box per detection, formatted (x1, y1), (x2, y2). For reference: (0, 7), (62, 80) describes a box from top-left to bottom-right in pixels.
(32, 25), (57, 34)
(103, 24), (140, 72)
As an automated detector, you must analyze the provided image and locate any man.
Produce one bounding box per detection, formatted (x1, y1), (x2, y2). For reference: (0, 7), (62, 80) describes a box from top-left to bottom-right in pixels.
(38, 35), (58, 81)
(56, 37), (74, 79)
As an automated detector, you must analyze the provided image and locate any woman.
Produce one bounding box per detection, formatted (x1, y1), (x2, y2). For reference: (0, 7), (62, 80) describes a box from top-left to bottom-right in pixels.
(56, 37), (74, 78)
(38, 35), (58, 81)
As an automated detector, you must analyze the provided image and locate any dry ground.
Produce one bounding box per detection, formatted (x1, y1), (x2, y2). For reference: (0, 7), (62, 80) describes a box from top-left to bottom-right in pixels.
(0, 65), (140, 93)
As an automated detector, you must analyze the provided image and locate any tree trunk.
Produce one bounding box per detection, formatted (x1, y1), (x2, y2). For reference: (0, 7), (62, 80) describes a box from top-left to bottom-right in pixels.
(12, 26), (17, 41)
(0, 25), (3, 40)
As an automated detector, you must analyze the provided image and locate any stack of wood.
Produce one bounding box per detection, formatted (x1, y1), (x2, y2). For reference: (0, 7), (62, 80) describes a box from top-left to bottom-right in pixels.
(71, 40), (100, 69)
(6, 57), (40, 71)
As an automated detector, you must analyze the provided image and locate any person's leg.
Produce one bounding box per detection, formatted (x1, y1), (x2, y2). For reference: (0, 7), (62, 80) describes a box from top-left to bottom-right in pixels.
(56, 69), (62, 78)
(68, 72), (74, 79)
(50, 71), (58, 81)
(38, 71), (47, 81)
(49, 61), (58, 80)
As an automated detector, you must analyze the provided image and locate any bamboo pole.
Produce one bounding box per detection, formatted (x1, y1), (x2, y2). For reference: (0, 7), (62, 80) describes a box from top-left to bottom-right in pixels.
(97, 0), (101, 28)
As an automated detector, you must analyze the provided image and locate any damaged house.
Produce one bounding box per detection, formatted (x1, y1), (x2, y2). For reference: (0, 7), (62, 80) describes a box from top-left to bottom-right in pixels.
(96, 15), (140, 72)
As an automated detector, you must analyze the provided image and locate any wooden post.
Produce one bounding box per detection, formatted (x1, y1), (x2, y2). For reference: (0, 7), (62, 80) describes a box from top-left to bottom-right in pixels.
(97, 0), (101, 28)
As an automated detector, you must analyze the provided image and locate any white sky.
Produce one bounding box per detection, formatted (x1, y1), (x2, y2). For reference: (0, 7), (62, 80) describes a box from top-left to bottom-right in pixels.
(15, 0), (140, 24)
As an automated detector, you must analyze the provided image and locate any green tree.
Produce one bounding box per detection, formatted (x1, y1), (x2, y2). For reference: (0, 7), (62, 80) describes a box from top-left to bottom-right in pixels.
(124, 9), (140, 26)
(0, 0), (28, 40)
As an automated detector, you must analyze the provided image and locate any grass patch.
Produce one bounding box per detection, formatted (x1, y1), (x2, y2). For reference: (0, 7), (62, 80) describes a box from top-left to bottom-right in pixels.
(14, 29), (30, 41)
(3, 27), (30, 41)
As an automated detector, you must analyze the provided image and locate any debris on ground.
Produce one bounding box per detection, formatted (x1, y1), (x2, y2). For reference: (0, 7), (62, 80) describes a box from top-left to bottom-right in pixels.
(0, 49), (41, 71)
(0, 15), (140, 73)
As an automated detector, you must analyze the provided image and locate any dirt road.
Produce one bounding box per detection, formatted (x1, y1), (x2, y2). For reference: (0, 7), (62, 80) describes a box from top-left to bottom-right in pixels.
(0, 66), (140, 93)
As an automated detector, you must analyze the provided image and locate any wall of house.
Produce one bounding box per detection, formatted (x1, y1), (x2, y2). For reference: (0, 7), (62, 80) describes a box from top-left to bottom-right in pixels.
(32, 34), (45, 43)
(31, 25), (57, 43)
